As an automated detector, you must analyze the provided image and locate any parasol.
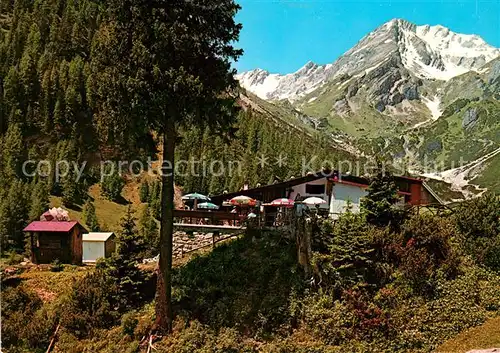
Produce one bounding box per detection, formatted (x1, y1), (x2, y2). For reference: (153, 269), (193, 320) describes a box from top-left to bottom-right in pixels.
(302, 197), (327, 206)
(269, 198), (295, 208)
(229, 195), (257, 207)
(181, 193), (210, 201)
(197, 202), (219, 210)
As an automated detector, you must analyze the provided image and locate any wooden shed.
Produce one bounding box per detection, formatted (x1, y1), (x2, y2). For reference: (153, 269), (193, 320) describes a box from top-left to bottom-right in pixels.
(82, 232), (116, 263)
(23, 221), (87, 265)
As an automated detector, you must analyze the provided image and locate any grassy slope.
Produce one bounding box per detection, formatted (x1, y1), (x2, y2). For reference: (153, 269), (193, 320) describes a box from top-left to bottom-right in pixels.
(441, 58), (500, 107)
(171, 231), (302, 331)
(441, 72), (487, 107)
(415, 98), (500, 169)
(437, 316), (500, 353)
(245, 91), (320, 135)
(297, 78), (424, 139)
(50, 184), (136, 231)
(49, 177), (183, 231)
(17, 267), (89, 303)
(241, 91), (364, 166)
(473, 152), (500, 193)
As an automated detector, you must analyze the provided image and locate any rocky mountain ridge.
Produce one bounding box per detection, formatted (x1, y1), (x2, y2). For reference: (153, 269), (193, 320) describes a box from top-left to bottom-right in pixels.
(238, 19), (500, 198)
(237, 19), (499, 103)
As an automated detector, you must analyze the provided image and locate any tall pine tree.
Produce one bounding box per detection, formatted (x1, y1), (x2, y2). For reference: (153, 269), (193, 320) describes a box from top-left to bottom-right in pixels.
(0, 180), (29, 252)
(101, 164), (125, 202)
(29, 181), (49, 222)
(62, 168), (80, 208)
(90, 0), (242, 332)
(2, 123), (24, 180)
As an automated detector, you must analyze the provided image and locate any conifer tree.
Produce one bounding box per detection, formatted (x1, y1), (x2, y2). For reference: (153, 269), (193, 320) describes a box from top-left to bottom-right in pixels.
(3, 67), (23, 114)
(149, 180), (161, 220)
(0, 180), (29, 252)
(25, 180), (48, 257)
(149, 180), (160, 204)
(82, 199), (100, 232)
(115, 206), (144, 261)
(101, 164), (125, 201)
(361, 161), (403, 227)
(139, 204), (158, 257)
(139, 181), (149, 203)
(2, 123), (23, 180)
(313, 209), (379, 288)
(0, 197), (10, 256)
(62, 169), (79, 208)
(29, 181), (49, 222)
(150, 196), (162, 221)
(209, 174), (224, 196)
(101, 205), (145, 311)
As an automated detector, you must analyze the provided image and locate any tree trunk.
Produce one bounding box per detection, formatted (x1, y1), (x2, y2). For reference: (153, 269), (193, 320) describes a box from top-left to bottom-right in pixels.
(154, 121), (176, 334)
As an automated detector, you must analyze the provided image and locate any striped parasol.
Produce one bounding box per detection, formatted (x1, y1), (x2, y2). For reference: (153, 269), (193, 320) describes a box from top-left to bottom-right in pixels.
(229, 195), (257, 207)
(269, 198), (295, 208)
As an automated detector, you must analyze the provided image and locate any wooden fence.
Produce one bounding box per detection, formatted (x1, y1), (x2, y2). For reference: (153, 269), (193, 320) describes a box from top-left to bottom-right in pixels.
(173, 209), (245, 225)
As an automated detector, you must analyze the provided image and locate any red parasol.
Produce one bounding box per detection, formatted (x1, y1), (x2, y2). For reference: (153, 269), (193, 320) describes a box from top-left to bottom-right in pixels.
(229, 195), (257, 207)
(269, 198), (295, 208)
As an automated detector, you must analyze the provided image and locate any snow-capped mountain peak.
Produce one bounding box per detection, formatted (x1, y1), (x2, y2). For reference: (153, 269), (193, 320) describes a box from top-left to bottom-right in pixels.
(236, 61), (332, 101)
(238, 19), (499, 101)
(397, 20), (500, 80)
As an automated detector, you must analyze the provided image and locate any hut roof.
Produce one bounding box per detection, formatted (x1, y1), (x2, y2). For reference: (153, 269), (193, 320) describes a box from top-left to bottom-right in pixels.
(23, 221), (83, 233)
(83, 232), (114, 242)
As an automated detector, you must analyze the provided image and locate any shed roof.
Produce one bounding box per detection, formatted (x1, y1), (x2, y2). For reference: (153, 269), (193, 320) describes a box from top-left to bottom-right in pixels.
(83, 232), (114, 242)
(23, 221), (82, 233)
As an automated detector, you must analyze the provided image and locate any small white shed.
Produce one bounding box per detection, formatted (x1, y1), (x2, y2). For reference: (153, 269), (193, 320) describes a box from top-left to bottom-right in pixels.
(82, 232), (116, 263)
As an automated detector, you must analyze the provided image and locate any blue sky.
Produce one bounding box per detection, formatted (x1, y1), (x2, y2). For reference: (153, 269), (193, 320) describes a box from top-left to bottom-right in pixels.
(235, 0), (500, 74)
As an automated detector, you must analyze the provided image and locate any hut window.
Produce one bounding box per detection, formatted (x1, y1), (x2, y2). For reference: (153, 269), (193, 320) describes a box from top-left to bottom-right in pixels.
(305, 184), (325, 195)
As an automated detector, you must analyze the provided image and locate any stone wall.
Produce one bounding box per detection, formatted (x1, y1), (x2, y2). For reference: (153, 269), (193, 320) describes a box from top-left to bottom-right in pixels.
(173, 231), (215, 257)
(143, 231), (242, 264)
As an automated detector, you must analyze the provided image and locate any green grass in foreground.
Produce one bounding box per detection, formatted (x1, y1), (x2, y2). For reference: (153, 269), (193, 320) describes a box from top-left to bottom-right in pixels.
(437, 316), (500, 353)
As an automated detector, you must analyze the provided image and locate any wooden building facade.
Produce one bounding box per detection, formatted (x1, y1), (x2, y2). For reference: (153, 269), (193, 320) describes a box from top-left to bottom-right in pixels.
(23, 221), (87, 265)
(211, 170), (443, 218)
